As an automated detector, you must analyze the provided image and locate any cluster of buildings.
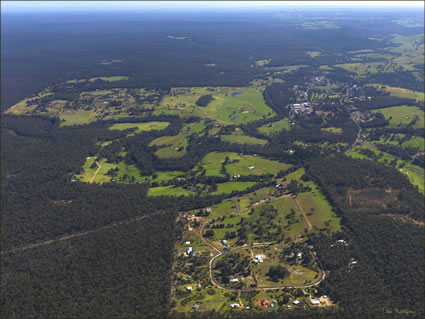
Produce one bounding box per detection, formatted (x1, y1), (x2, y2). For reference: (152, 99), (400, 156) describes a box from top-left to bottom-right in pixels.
(289, 102), (313, 116)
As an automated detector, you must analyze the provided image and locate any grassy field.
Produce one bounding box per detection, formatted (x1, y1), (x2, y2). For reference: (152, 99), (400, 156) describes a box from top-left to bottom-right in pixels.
(76, 155), (143, 184)
(258, 118), (290, 135)
(321, 127), (342, 134)
(251, 247), (319, 287)
(372, 105), (424, 129)
(150, 133), (188, 158)
(221, 130), (268, 146)
(196, 152), (292, 177)
(334, 62), (414, 75)
(155, 86), (274, 125)
(367, 84), (424, 102)
(213, 182), (257, 195)
(402, 136), (425, 150)
(202, 87), (274, 125)
(149, 121), (206, 158)
(148, 185), (194, 196)
(284, 168), (341, 233)
(60, 109), (100, 126)
(89, 76), (129, 82)
(143, 171), (185, 184)
(209, 197), (306, 247)
(108, 121), (169, 136)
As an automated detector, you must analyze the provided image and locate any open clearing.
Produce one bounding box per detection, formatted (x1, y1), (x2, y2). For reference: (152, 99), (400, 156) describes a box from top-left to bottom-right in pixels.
(372, 105), (424, 128)
(148, 185), (194, 197)
(221, 130), (268, 146)
(109, 121), (169, 136)
(76, 155), (142, 184)
(196, 152), (292, 177)
(258, 118), (291, 135)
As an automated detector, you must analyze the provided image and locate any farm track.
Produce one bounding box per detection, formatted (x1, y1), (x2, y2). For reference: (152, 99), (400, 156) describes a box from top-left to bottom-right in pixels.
(90, 161), (101, 183)
(294, 197), (313, 232)
(1, 212), (161, 255)
(199, 194), (324, 292)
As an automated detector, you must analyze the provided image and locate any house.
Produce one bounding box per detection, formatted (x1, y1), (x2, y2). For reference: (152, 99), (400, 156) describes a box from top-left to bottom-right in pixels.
(248, 166), (255, 170)
(185, 241), (191, 245)
(186, 247), (193, 255)
(206, 208), (211, 213)
(230, 303), (240, 308)
(293, 300), (300, 305)
(192, 304), (199, 309)
(254, 254), (264, 263)
(260, 299), (272, 307)
(311, 299), (320, 305)
(297, 252), (303, 259)
(186, 286), (193, 291)
(229, 278), (239, 283)
(221, 239), (228, 248)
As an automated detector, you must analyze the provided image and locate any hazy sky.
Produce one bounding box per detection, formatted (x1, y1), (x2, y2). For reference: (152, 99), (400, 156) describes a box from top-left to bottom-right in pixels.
(2, 1), (424, 13)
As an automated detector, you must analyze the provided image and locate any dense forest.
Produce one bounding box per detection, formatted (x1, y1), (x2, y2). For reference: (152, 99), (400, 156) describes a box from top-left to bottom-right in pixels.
(2, 6), (424, 319)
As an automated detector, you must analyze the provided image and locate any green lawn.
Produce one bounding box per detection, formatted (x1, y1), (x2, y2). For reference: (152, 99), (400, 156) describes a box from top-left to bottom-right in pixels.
(109, 121), (169, 136)
(196, 152), (291, 177)
(284, 168), (341, 233)
(148, 185), (194, 197)
(89, 76), (129, 82)
(76, 156), (143, 184)
(60, 109), (99, 126)
(258, 118), (290, 135)
(201, 87), (275, 125)
(212, 182), (257, 195)
(402, 136), (425, 150)
(221, 129), (268, 146)
(372, 105), (424, 129)
(367, 84), (425, 102)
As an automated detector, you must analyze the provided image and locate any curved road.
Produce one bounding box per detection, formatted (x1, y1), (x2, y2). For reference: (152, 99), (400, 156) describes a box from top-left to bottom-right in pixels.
(199, 195), (326, 292)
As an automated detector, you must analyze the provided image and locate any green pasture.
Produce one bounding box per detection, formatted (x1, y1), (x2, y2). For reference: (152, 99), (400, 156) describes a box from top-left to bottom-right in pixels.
(213, 182), (257, 195)
(201, 87), (275, 125)
(258, 118), (290, 135)
(284, 168), (341, 233)
(402, 136), (425, 150)
(367, 84), (424, 102)
(196, 152), (291, 177)
(400, 164), (425, 195)
(251, 247), (319, 287)
(89, 76), (129, 82)
(334, 62), (414, 75)
(221, 129), (268, 146)
(321, 127), (342, 134)
(148, 185), (194, 197)
(372, 105), (424, 129)
(108, 121), (169, 136)
(143, 171), (185, 184)
(76, 156), (143, 184)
